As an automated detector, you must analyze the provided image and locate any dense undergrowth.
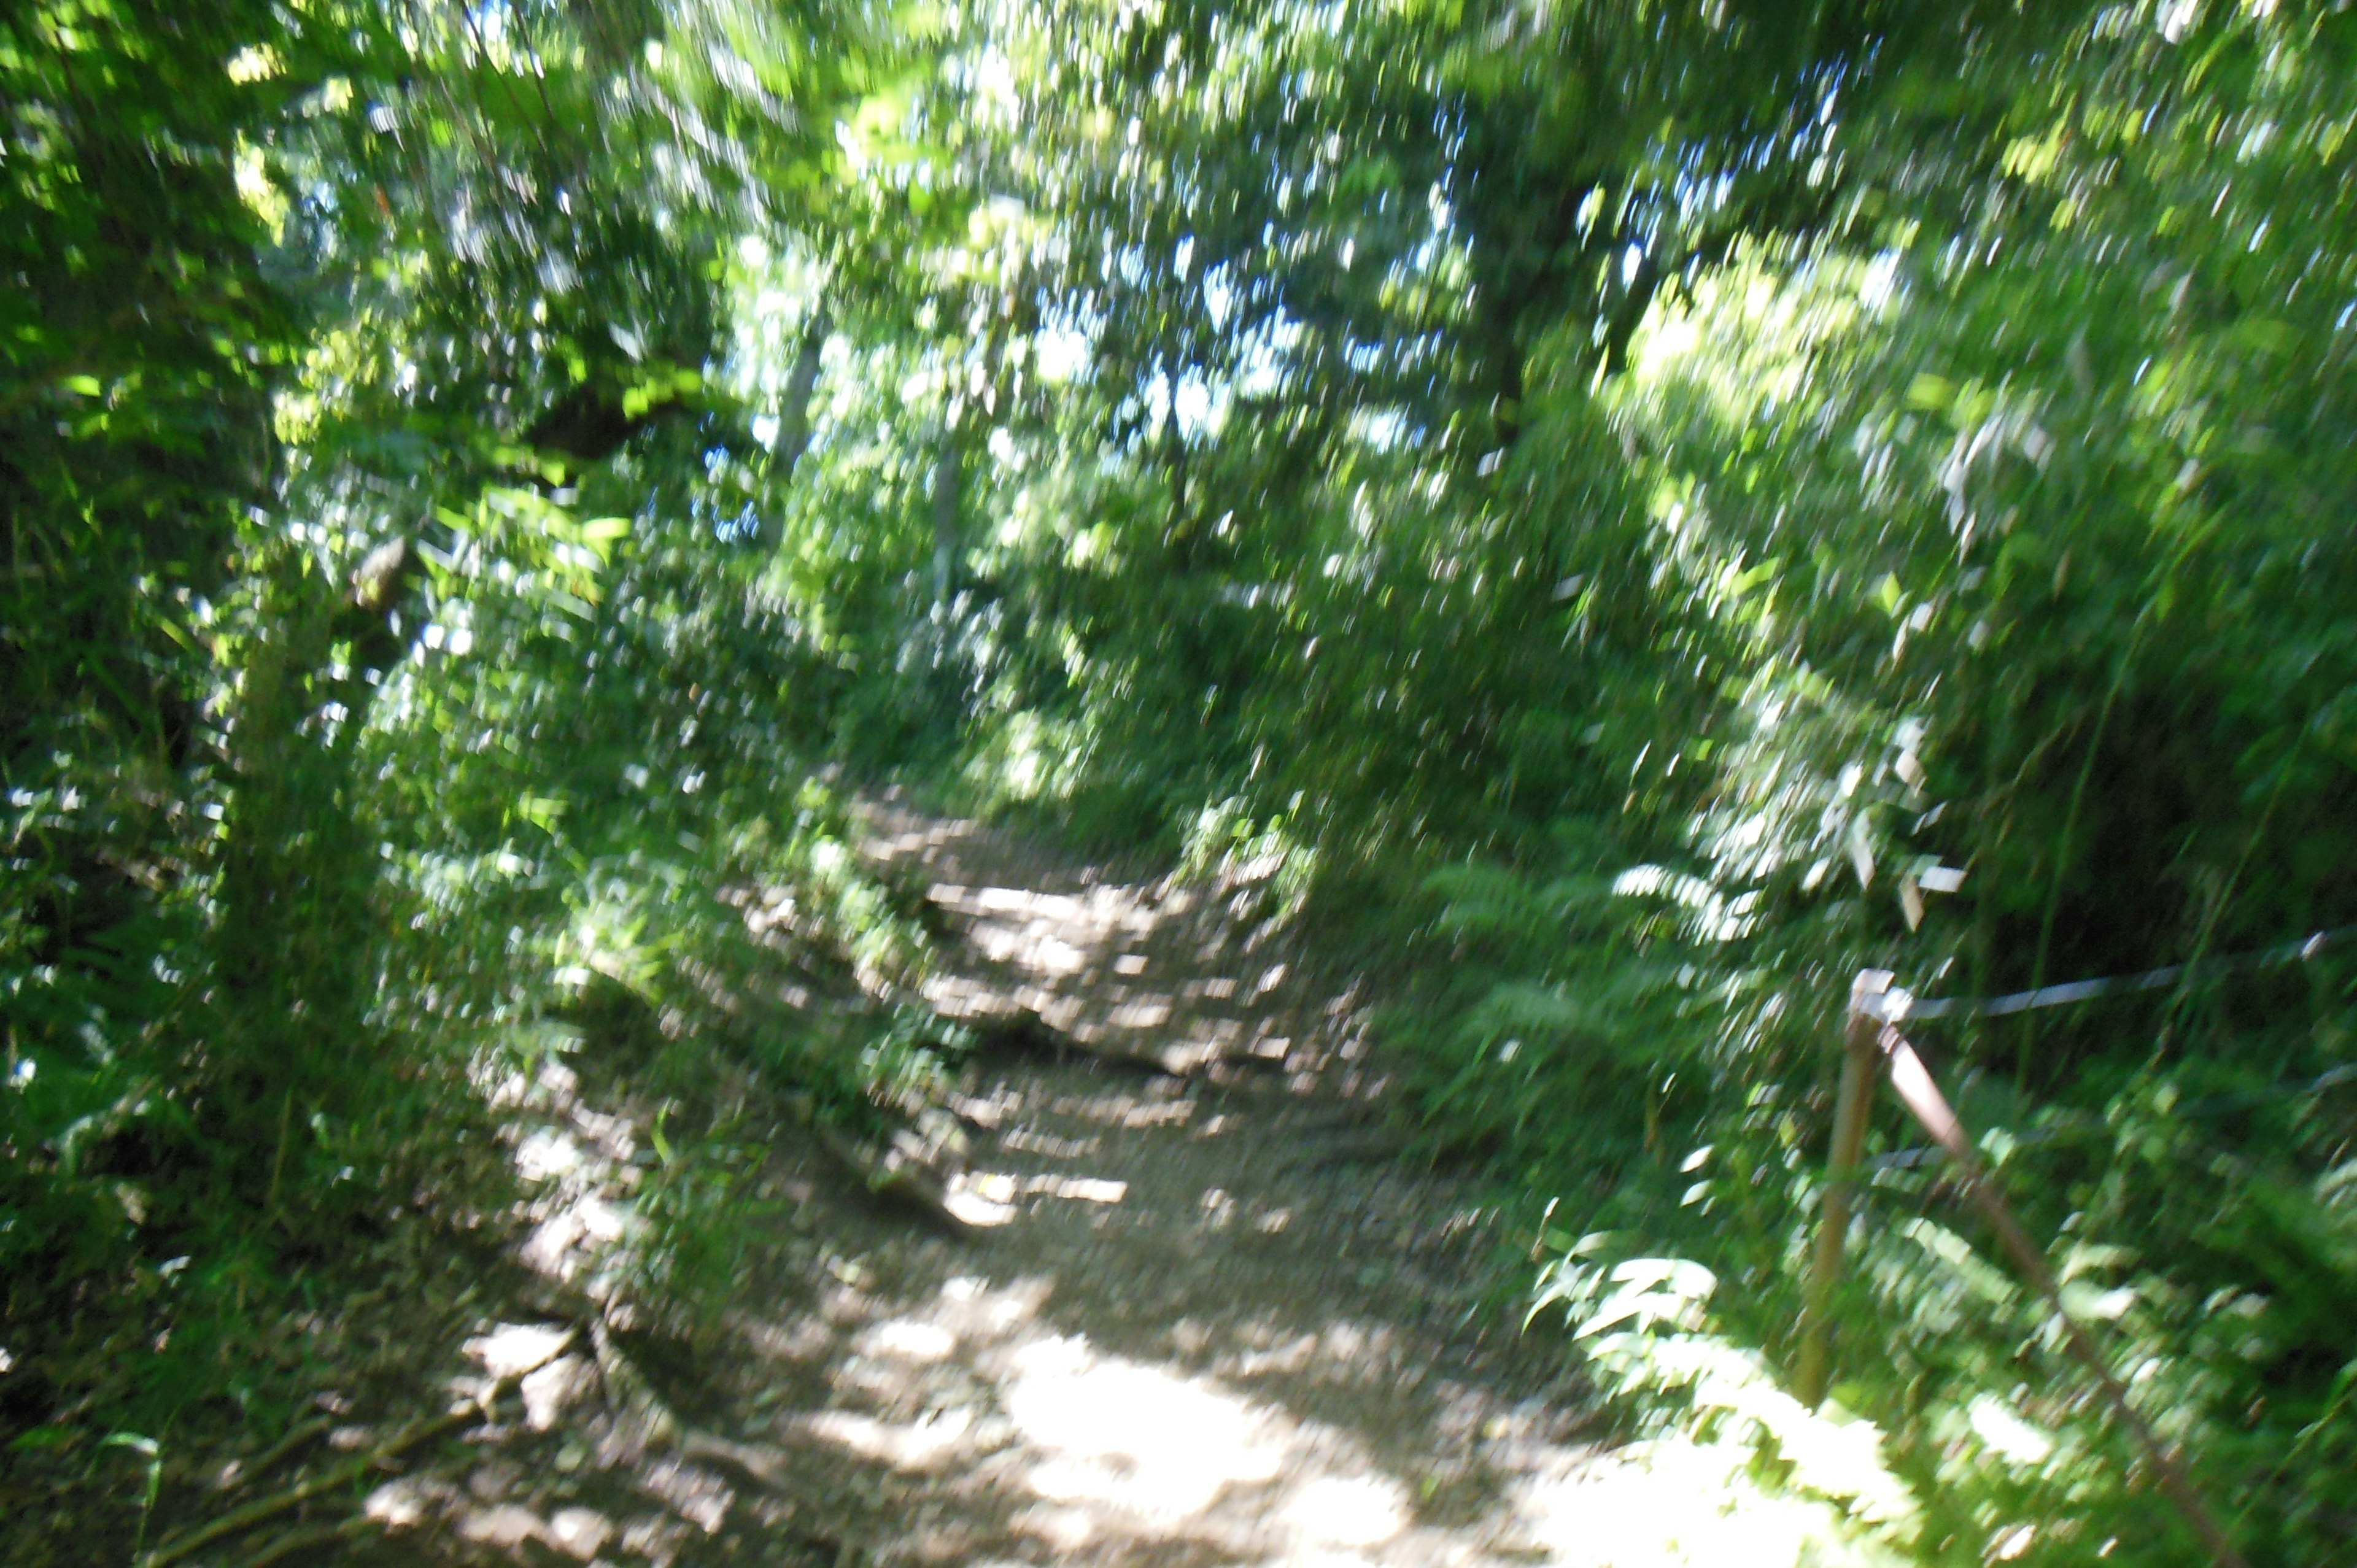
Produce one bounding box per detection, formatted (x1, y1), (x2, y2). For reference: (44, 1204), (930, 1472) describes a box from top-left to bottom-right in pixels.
(775, 3), (2357, 1563)
(2, 0), (961, 1549)
(11, 0), (2357, 1562)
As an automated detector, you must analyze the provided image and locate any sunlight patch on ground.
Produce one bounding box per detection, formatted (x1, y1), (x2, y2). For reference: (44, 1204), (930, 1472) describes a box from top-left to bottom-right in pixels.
(1277, 1473), (1409, 1548)
(464, 1322), (575, 1380)
(803, 1407), (975, 1470)
(856, 1317), (959, 1362)
(773, 1253), (1910, 1567)
(943, 1168), (1131, 1226)
(1510, 1437), (1906, 1568)
(1002, 1334), (1289, 1523)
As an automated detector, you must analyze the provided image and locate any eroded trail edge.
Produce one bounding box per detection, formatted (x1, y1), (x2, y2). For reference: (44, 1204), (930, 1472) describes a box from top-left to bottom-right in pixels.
(362, 806), (1879, 1568)
(795, 799), (1595, 1565)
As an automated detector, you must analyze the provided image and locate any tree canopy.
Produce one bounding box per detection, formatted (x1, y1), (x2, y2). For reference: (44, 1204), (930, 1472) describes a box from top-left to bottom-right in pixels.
(9, 0), (2357, 1562)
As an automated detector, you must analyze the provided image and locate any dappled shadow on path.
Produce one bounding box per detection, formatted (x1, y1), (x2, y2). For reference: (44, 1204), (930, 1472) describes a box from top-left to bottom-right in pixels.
(860, 795), (1340, 1079)
(708, 1062), (1590, 1566)
(368, 801), (1883, 1568)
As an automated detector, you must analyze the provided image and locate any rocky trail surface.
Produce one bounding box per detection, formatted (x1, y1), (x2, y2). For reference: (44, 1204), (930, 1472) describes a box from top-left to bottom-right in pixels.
(284, 805), (1871, 1568)
(765, 800), (1606, 1565)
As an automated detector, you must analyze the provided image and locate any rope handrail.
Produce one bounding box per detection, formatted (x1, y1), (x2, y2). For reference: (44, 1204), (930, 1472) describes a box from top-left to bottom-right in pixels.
(1860, 923), (2357, 1023)
(1796, 971), (2249, 1568)
(1862, 1060), (2357, 1172)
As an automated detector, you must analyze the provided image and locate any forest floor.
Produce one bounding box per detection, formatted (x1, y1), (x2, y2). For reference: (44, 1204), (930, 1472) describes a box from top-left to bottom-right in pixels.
(90, 803), (1883, 1568)
(773, 796), (1615, 1565)
(528, 797), (1875, 1568)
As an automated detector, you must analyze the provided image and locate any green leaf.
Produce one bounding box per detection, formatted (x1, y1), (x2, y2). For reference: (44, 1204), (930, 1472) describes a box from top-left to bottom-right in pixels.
(1905, 373), (1953, 411)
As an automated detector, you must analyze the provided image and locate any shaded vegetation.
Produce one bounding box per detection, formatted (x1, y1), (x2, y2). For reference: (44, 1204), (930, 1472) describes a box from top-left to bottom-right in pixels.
(9, 0), (2357, 1562)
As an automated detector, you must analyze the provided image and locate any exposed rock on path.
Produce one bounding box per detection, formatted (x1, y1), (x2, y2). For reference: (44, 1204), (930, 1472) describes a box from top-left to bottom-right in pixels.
(323, 803), (1882, 1568)
(864, 799), (1338, 1078)
(726, 798), (1609, 1566)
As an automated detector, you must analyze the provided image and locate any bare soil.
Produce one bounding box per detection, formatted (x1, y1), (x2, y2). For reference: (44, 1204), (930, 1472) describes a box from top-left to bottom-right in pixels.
(128, 804), (1649, 1568)
(637, 799), (1608, 1566)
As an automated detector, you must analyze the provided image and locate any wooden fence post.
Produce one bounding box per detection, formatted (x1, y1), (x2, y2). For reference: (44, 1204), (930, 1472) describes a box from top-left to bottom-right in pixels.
(1876, 1024), (2248, 1568)
(1795, 969), (1891, 1410)
(1788, 967), (2247, 1566)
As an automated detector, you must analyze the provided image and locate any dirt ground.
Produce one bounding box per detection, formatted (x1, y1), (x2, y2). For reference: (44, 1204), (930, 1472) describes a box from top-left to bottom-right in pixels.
(718, 798), (1604, 1566)
(140, 801), (1883, 1568)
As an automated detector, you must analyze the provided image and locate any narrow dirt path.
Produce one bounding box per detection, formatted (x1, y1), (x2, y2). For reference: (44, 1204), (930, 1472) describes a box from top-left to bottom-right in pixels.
(397, 801), (1876, 1568)
(760, 797), (1602, 1565)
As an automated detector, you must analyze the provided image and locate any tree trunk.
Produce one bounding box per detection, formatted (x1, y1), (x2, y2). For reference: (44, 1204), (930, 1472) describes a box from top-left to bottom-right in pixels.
(774, 311), (830, 474)
(931, 416), (963, 606)
(757, 307), (830, 549)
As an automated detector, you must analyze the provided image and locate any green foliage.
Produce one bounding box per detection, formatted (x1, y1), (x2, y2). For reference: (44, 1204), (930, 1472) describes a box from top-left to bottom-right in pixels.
(751, 0), (2357, 1559)
(14, 0), (2357, 1559)
(1396, 7), (2357, 1562)
(1, 0), (934, 1534)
